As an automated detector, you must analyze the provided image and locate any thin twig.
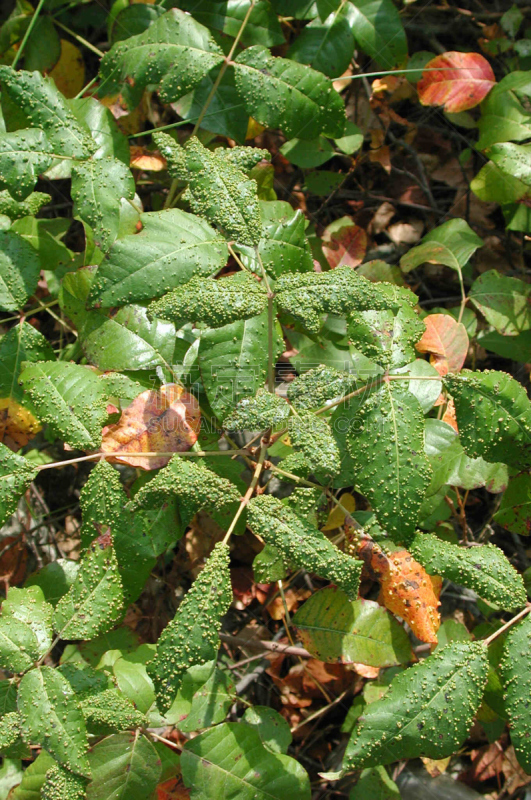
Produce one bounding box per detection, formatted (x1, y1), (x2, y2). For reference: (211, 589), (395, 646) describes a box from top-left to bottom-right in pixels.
(11, 0), (46, 69)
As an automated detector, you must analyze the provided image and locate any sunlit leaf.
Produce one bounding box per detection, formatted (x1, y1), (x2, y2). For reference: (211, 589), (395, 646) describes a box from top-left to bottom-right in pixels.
(416, 314), (469, 376)
(418, 52), (496, 112)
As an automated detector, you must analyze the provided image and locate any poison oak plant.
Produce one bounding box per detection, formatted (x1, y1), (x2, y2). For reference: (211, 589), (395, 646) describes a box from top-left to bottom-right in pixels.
(0, 1), (530, 798)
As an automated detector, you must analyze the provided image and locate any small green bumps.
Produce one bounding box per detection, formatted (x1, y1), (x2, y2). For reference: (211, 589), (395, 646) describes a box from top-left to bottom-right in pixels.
(149, 272), (267, 329)
(287, 365), (357, 411)
(500, 615), (531, 772)
(343, 641), (488, 771)
(130, 455), (241, 523)
(42, 764), (87, 800)
(247, 495), (362, 600)
(79, 460), (125, 547)
(276, 267), (417, 333)
(348, 306), (426, 370)
(0, 190), (51, 219)
(0, 711), (28, 758)
(223, 389), (290, 430)
(410, 534), (527, 611)
(445, 370), (531, 469)
(155, 133), (267, 245)
(80, 689), (146, 734)
(0, 443), (38, 527)
(290, 413), (340, 480)
(147, 541), (232, 713)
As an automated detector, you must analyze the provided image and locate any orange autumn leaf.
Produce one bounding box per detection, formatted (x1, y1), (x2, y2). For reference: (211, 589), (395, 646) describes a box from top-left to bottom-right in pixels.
(418, 52), (496, 112)
(442, 397), (459, 432)
(0, 398), (42, 451)
(322, 217), (367, 269)
(157, 777), (190, 800)
(100, 383), (200, 470)
(357, 539), (441, 644)
(130, 145), (167, 171)
(416, 313), (469, 376)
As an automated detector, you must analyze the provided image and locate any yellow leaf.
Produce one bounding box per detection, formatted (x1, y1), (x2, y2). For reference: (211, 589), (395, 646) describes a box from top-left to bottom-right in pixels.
(321, 493), (355, 531)
(49, 40), (85, 99)
(0, 398), (41, 451)
(246, 117), (265, 140)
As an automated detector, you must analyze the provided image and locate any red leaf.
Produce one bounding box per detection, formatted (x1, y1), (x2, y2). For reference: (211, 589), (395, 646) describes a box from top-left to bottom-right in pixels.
(418, 52), (496, 112)
(322, 217), (367, 269)
(416, 314), (469, 376)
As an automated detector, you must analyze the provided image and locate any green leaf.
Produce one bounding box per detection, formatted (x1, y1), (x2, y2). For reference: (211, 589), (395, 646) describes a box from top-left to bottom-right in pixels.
(0, 229), (40, 311)
(69, 97), (130, 164)
(10, 750), (55, 800)
(280, 135), (334, 168)
(19, 361), (109, 450)
(293, 587), (412, 667)
(349, 767), (400, 800)
(52, 533), (124, 640)
(25, 560), (79, 608)
(248, 495), (363, 599)
(175, 0), (285, 47)
(500, 614), (531, 771)
(113, 649), (156, 715)
(393, 359), (442, 414)
(179, 667), (235, 732)
(0, 189), (50, 220)
(288, 13), (354, 78)
(23, 16), (61, 73)
(0, 710), (29, 758)
(400, 219), (483, 274)
(240, 207), (314, 278)
(494, 473), (531, 536)
(479, 329), (531, 361)
(347, 383), (432, 544)
(71, 157), (135, 253)
(0, 67), (94, 161)
(86, 733), (161, 800)
(276, 266), (416, 333)
(131, 456), (240, 525)
(11, 216), (72, 279)
(2, 586), (53, 658)
(181, 721), (311, 800)
(477, 72), (531, 149)
(242, 706), (292, 755)
(287, 365), (357, 411)
(0, 321), (55, 407)
(233, 45), (345, 139)
(348, 307), (425, 370)
(87, 208), (228, 308)
(18, 666), (90, 777)
(445, 369), (531, 468)
(172, 67), (249, 143)
(81, 305), (177, 372)
(99, 8), (223, 110)
(149, 272), (267, 329)
(344, 0), (408, 69)
(290, 412), (340, 479)
(410, 534), (526, 611)
(58, 662), (112, 698)
(469, 269), (531, 335)
(147, 542), (232, 713)
(199, 310), (283, 421)
(0, 129), (53, 201)
(471, 159), (529, 205)
(80, 688), (146, 735)
(425, 418), (508, 495)
(0, 679), (18, 716)
(0, 443), (38, 527)
(486, 142), (531, 186)
(253, 544), (287, 583)
(41, 764), (87, 800)
(157, 133), (267, 246)
(223, 388), (290, 430)
(342, 641), (488, 771)
(0, 757), (23, 799)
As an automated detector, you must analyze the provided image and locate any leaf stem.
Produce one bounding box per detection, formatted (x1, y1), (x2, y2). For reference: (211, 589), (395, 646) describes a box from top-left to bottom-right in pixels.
(483, 604), (531, 647)
(221, 436), (268, 545)
(37, 449), (250, 471)
(74, 75), (99, 100)
(54, 19), (105, 58)
(11, 0), (47, 69)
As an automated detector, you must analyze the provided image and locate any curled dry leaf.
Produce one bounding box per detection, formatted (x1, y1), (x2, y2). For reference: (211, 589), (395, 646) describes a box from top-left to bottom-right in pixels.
(100, 383), (200, 470)
(416, 313), (469, 376)
(322, 217), (367, 269)
(0, 398), (41, 451)
(130, 145), (167, 171)
(357, 537), (441, 644)
(418, 51), (496, 113)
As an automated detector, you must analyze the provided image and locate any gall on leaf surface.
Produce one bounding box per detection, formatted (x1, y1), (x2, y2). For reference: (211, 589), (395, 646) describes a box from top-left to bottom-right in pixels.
(99, 384), (201, 470)
(292, 586), (413, 667)
(417, 51), (496, 112)
(500, 614), (531, 772)
(356, 538), (441, 644)
(340, 641), (489, 772)
(416, 314), (469, 376)
(321, 217), (367, 269)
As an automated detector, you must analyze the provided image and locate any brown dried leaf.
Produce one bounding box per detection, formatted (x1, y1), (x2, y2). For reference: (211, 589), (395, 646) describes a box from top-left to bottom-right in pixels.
(322, 217), (367, 269)
(130, 145), (167, 171)
(100, 384), (200, 470)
